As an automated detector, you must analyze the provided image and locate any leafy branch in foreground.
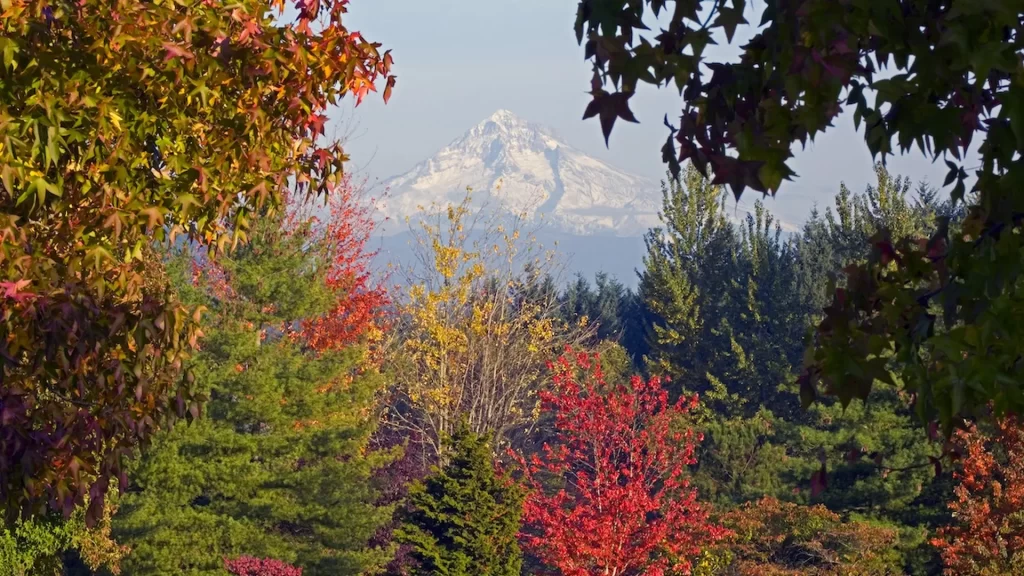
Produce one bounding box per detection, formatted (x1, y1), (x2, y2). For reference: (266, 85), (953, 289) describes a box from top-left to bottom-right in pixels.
(0, 0), (394, 523)
(574, 0), (1024, 433)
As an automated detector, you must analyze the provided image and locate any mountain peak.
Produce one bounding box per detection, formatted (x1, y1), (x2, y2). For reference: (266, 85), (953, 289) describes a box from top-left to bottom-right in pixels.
(378, 112), (662, 237)
(487, 108), (521, 124)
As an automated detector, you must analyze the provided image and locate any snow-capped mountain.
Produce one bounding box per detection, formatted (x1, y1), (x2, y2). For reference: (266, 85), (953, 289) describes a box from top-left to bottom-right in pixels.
(374, 109), (799, 239)
(369, 110), (803, 286)
(376, 110), (663, 236)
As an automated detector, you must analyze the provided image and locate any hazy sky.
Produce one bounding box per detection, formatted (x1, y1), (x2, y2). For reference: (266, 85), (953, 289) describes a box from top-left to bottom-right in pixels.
(337, 0), (972, 226)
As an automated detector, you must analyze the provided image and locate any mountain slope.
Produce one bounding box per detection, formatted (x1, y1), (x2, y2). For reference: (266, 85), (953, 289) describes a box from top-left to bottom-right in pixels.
(369, 110), (806, 285)
(376, 110), (663, 236)
(372, 228), (648, 288)
(374, 109), (801, 242)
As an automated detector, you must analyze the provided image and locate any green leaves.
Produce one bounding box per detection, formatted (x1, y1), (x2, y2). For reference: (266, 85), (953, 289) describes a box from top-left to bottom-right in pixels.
(0, 36), (18, 71)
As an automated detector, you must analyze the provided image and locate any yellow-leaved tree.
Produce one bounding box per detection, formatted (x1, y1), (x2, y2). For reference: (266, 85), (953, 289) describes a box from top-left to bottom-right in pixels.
(385, 189), (592, 460)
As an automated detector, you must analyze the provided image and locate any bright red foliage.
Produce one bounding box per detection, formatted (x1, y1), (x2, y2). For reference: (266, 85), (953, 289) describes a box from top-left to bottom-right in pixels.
(299, 174), (390, 353)
(516, 348), (728, 576)
(225, 556), (302, 576)
(932, 415), (1024, 575)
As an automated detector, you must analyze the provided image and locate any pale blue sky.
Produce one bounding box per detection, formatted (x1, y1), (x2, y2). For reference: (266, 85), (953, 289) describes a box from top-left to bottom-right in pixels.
(337, 0), (971, 226)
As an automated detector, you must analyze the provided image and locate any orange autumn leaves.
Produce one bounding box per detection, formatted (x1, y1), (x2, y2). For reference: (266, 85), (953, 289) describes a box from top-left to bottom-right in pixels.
(299, 178), (389, 356)
(932, 415), (1024, 575)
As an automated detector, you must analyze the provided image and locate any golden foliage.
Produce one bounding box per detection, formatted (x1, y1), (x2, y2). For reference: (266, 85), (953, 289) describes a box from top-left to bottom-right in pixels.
(387, 189), (591, 459)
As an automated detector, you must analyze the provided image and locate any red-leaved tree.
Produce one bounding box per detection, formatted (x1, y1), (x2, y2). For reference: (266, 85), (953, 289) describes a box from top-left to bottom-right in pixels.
(516, 348), (728, 576)
(299, 174), (390, 354)
(932, 415), (1024, 575)
(225, 556), (302, 576)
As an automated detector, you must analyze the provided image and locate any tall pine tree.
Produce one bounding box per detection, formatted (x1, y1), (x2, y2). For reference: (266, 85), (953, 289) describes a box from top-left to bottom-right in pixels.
(639, 165), (736, 404)
(637, 163), (951, 573)
(113, 209), (395, 575)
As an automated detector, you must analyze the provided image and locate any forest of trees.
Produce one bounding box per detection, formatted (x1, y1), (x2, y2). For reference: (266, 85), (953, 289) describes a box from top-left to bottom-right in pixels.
(6, 161), (1019, 575)
(4, 0), (1024, 575)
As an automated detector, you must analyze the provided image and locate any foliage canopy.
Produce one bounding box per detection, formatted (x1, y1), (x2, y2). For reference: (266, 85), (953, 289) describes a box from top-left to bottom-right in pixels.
(0, 0), (394, 522)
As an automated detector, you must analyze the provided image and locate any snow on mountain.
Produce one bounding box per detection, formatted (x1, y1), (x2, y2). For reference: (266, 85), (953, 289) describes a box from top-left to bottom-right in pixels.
(375, 110), (662, 236)
(374, 109), (797, 237)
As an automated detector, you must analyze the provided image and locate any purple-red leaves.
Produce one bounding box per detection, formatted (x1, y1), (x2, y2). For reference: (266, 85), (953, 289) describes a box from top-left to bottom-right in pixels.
(225, 556), (302, 576)
(161, 42), (193, 61)
(583, 89), (639, 146)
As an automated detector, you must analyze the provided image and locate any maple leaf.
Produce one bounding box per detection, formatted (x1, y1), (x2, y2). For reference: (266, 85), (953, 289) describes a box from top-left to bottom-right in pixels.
(583, 91), (639, 146)
(306, 113), (328, 135)
(162, 42), (194, 61)
(0, 279), (34, 301)
(238, 20), (262, 44)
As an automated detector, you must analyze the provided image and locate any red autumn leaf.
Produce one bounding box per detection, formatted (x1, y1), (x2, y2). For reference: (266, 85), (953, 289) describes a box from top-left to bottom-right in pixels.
(583, 91), (639, 146)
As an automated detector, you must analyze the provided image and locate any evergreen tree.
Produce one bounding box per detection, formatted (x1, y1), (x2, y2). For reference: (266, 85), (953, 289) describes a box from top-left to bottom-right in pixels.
(560, 274), (597, 329)
(683, 203), (807, 505)
(636, 163), (951, 572)
(784, 166), (951, 573)
(793, 209), (840, 322)
(396, 423), (524, 576)
(616, 287), (649, 367)
(689, 409), (793, 507)
(639, 165), (798, 506)
(796, 163), (939, 317)
(640, 164), (803, 411)
(716, 203), (805, 417)
(558, 272), (632, 343)
(113, 212), (395, 575)
(780, 391), (949, 574)
(593, 273), (633, 343)
(639, 165), (737, 403)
